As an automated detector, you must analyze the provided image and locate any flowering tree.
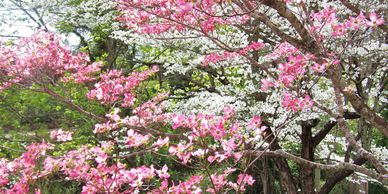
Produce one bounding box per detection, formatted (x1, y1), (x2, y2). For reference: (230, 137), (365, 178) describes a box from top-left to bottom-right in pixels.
(0, 0), (387, 194)
(114, 0), (388, 192)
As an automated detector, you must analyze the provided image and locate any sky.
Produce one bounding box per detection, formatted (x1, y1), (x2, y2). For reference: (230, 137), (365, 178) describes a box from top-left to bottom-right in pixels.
(0, 0), (80, 47)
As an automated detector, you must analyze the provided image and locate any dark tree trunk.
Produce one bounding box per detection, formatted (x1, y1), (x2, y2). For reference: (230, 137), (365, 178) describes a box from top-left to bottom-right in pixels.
(273, 158), (297, 194)
(262, 124), (298, 194)
(260, 158), (275, 194)
(300, 122), (315, 194)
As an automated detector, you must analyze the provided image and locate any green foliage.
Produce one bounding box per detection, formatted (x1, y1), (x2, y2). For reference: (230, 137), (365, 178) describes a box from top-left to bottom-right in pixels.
(0, 81), (104, 159)
(329, 179), (348, 194)
(31, 177), (82, 194)
(369, 182), (388, 194)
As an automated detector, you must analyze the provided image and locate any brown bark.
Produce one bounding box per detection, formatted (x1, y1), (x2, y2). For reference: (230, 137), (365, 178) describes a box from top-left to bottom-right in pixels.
(341, 87), (388, 137)
(263, 126), (298, 194)
(314, 169), (321, 191)
(260, 0), (319, 52)
(246, 150), (385, 183)
(300, 120), (319, 194)
(313, 111), (360, 148)
(318, 158), (367, 194)
(329, 67), (387, 175)
(273, 159), (298, 194)
(260, 158), (275, 194)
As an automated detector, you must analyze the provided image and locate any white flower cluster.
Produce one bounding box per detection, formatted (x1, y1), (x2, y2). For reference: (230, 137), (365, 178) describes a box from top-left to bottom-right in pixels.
(167, 91), (241, 115)
(61, 0), (119, 31)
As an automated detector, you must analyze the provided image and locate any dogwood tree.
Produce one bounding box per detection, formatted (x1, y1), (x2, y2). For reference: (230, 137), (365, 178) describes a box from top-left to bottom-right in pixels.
(114, 0), (387, 193)
(0, 0), (387, 194)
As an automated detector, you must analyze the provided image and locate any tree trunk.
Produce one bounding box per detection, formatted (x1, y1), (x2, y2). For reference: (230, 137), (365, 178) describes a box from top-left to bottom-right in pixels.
(314, 168), (321, 191)
(273, 158), (297, 194)
(300, 122), (316, 194)
(263, 124), (298, 194)
(260, 158), (274, 194)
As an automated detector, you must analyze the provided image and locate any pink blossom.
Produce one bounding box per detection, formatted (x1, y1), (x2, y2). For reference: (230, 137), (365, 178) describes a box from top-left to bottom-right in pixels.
(367, 12), (384, 27)
(331, 23), (347, 36)
(35, 188), (42, 194)
(266, 42), (298, 60)
(157, 165), (170, 179)
(87, 67), (158, 107)
(169, 143), (192, 164)
(168, 175), (203, 193)
(282, 92), (314, 111)
(247, 116), (262, 129)
(92, 147), (108, 164)
(43, 157), (60, 173)
(116, 0), (249, 34)
(172, 114), (185, 129)
(260, 79), (274, 91)
(210, 119), (226, 140)
(152, 137), (170, 148)
(93, 121), (117, 133)
(238, 42), (264, 55)
(203, 52), (222, 66)
(207, 152), (229, 163)
(222, 105), (235, 119)
(235, 174), (255, 191)
(207, 173), (227, 193)
(0, 31), (100, 91)
(347, 12), (366, 30)
(311, 63), (327, 73)
(126, 129), (150, 148)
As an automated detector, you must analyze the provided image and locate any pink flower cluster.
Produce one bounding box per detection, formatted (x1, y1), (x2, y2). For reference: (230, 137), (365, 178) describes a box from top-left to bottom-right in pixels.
(51, 146), (167, 193)
(247, 115), (267, 136)
(0, 138), (255, 193)
(126, 129), (150, 148)
(278, 55), (308, 87)
(0, 142), (53, 193)
(0, 105), (259, 193)
(309, 8), (384, 38)
(282, 92), (314, 111)
(235, 173), (256, 192)
(166, 175), (203, 193)
(238, 42), (265, 55)
(116, 0), (250, 34)
(168, 108), (264, 167)
(0, 28), (265, 192)
(92, 93), (168, 134)
(130, 92), (169, 124)
(261, 54), (315, 91)
(266, 42), (299, 60)
(87, 66), (158, 107)
(262, 44), (330, 112)
(205, 169), (255, 193)
(202, 51), (239, 67)
(202, 42), (264, 67)
(170, 111), (243, 164)
(0, 142), (173, 193)
(0, 159), (8, 188)
(171, 111), (239, 141)
(0, 31), (101, 91)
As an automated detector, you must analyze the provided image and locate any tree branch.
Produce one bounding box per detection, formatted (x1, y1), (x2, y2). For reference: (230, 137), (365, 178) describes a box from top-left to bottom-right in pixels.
(246, 150), (387, 184)
(313, 111), (360, 148)
(318, 157), (367, 194)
